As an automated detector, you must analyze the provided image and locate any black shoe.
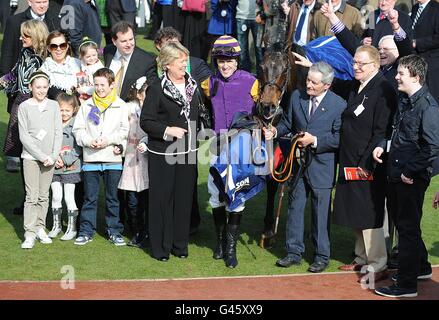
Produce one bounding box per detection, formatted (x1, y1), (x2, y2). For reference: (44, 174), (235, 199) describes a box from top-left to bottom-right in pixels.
(375, 284), (417, 298)
(13, 206), (23, 215)
(127, 232), (148, 248)
(391, 271), (433, 282)
(171, 250), (188, 259)
(157, 256), (169, 262)
(276, 255), (301, 268)
(307, 261), (328, 273)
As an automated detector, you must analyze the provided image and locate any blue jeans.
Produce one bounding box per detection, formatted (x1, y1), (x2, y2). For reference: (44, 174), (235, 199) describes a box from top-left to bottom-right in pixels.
(236, 19), (264, 78)
(79, 170), (124, 237)
(285, 177), (331, 264)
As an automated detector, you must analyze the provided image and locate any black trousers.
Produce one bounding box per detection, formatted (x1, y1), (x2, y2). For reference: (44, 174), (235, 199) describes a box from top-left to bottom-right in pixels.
(107, 0), (136, 27)
(148, 152), (196, 259)
(387, 179), (431, 289)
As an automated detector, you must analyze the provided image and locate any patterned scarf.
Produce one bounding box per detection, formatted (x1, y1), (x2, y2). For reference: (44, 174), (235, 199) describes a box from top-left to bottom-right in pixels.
(161, 72), (197, 117)
(88, 88), (117, 125)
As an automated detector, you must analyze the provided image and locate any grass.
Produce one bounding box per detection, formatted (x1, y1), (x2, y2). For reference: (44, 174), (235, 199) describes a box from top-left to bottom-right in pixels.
(0, 33), (438, 281)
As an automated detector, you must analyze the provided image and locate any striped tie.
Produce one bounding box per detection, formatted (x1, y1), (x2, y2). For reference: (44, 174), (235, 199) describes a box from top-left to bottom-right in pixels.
(412, 5), (424, 29)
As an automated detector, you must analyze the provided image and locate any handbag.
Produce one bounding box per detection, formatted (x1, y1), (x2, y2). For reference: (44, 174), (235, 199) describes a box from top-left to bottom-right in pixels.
(196, 89), (212, 130)
(181, 0), (206, 13)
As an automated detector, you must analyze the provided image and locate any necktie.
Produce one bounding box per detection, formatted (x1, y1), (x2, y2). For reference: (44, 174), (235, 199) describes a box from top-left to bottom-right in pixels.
(310, 97), (318, 117)
(412, 5), (424, 29)
(294, 6), (308, 43)
(115, 56), (125, 96)
(377, 12), (386, 24)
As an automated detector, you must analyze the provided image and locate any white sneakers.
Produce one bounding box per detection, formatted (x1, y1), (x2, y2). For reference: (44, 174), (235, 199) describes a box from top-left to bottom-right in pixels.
(36, 228), (53, 244)
(21, 237), (35, 249)
(22, 229), (55, 249)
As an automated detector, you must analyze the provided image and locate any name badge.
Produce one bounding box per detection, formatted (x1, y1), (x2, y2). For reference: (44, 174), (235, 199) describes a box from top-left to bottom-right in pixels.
(35, 129), (47, 141)
(354, 104), (365, 116)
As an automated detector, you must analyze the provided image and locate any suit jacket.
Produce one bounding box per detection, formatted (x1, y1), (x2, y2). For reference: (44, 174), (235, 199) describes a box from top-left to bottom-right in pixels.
(411, 0), (439, 101)
(104, 45), (158, 101)
(61, 0), (102, 55)
(285, 0), (321, 46)
(140, 81), (199, 154)
(0, 7), (60, 74)
(119, 0), (137, 12)
(276, 89), (347, 189)
(313, 0), (363, 38)
(363, 9), (413, 47)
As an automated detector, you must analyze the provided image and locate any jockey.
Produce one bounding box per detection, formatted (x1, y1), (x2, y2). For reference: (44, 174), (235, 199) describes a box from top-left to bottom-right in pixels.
(201, 35), (259, 268)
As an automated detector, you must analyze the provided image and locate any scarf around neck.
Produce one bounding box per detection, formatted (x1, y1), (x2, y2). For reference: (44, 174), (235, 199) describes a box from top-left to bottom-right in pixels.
(161, 72), (197, 117)
(88, 88), (117, 125)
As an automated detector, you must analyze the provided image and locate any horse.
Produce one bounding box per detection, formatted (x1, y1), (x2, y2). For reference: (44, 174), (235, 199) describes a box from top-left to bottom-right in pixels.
(257, 41), (309, 248)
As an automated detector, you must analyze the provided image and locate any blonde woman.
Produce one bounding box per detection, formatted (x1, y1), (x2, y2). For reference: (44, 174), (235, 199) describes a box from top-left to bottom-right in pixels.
(3, 19), (49, 159)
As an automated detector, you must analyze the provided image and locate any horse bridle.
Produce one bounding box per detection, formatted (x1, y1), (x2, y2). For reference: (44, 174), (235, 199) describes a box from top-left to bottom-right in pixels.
(258, 56), (291, 126)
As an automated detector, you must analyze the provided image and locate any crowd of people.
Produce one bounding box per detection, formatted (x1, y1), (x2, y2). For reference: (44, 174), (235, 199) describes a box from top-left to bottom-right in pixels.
(1, 0), (439, 299)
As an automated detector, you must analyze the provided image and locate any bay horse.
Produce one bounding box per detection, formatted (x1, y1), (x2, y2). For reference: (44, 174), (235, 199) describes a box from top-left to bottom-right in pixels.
(258, 42), (309, 247)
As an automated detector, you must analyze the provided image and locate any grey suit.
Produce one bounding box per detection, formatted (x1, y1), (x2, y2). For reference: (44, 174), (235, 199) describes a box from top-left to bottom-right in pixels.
(276, 89), (346, 263)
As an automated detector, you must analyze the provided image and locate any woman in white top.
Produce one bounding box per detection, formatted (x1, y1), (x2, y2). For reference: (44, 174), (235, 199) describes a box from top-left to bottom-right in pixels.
(41, 31), (81, 99)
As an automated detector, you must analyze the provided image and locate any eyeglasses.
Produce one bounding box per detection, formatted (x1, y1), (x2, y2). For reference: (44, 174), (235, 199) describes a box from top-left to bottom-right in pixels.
(49, 42), (68, 51)
(352, 61), (374, 68)
(378, 47), (397, 52)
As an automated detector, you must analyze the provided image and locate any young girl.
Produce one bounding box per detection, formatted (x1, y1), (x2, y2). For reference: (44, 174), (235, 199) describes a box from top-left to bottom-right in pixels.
(48, 93), (82, 241)
(76, 37), (104, 101)
(18, 71), (63, 249)
(117, 76), (149, 248)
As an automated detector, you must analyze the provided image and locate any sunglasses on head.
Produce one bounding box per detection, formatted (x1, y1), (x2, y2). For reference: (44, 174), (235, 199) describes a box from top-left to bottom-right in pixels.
(49, 42), (68, 51)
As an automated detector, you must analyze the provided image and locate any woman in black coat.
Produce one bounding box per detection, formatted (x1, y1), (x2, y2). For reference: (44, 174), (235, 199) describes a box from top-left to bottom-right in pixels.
(140, 41), (199, 261)
(333, 46), (398, 281)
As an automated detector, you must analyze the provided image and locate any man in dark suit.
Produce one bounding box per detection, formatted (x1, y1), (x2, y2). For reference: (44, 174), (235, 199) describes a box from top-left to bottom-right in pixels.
(107, 0), (137, 28)
(362, 0), (412, 47)
(104, 20), (158, 101)
(60, 0), (102, 55)
(264, 62), (347, 273)
(409, 0), (439, 103)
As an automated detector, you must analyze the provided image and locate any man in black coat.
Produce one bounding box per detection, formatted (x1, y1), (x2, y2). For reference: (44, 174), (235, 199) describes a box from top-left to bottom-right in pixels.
(362, 0), (412, 48)
(374, 54), (439, 298)
(0, 0), (60, 75)
(409, 0), (439, 103)
(104, 20), (158, 101)
(60, 0), (102, 55)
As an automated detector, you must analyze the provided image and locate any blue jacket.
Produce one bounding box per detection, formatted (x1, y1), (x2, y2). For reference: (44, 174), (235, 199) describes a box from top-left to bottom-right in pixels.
(157, 0), (173, 5)
(208, 0), (237, 35)
(276, 89), (346, 188)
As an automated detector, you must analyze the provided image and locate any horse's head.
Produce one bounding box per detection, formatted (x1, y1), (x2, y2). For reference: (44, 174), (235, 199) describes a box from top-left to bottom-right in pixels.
(258, 48), (290, 125)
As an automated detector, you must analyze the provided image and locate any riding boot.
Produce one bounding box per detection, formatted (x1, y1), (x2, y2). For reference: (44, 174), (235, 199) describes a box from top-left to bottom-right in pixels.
(48, 208), (62, 238)
(225, 213), (242, 268)
(60, 210), (78, 241)
(212, 206), (227, 259)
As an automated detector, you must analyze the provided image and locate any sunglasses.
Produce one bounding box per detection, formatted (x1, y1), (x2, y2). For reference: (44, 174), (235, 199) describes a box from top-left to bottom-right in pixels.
(49, 42), (68, 51)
